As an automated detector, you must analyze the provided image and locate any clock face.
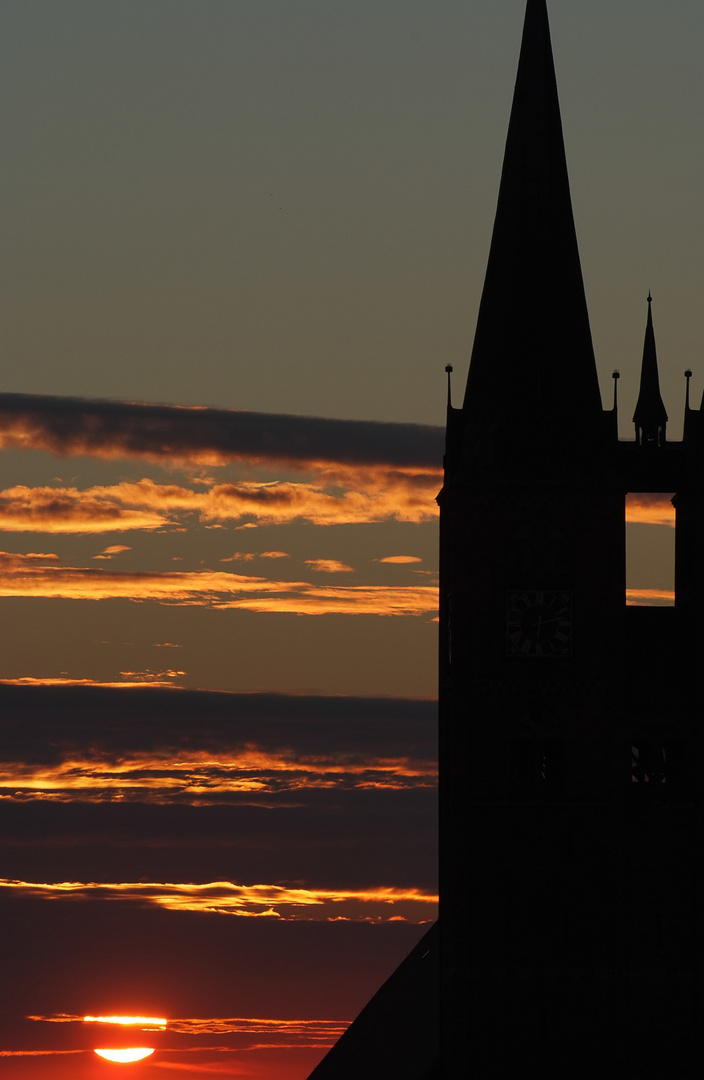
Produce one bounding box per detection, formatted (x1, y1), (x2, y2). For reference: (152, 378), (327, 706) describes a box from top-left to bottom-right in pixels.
(506, 590), (572, 657)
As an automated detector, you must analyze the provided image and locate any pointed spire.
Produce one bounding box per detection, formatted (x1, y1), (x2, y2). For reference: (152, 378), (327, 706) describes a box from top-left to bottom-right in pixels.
(633, 293), (668, 447)
(460, 0), (603, 469)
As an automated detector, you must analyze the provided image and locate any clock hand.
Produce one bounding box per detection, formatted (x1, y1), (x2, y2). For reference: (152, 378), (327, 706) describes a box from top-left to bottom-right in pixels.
(530, 613), (558, 639)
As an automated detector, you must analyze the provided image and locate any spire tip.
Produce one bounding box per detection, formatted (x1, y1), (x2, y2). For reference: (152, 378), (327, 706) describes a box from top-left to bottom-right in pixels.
(445, 365), (454, 410)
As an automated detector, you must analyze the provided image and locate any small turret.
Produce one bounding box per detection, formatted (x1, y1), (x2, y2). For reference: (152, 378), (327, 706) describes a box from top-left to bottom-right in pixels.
(633, 293), (668, 447)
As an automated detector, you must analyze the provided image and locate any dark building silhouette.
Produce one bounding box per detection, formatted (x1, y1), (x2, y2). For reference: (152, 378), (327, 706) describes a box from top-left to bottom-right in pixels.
(309, 1), (701, 1076)
(306, 922), (439, 1080)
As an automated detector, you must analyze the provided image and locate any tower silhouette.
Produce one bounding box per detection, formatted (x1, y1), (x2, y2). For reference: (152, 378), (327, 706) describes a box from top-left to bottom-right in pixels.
(309, 2), (701, 1076)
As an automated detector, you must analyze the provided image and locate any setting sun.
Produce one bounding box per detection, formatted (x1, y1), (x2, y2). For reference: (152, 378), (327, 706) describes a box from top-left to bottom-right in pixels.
(94, 1048), (155, 1063)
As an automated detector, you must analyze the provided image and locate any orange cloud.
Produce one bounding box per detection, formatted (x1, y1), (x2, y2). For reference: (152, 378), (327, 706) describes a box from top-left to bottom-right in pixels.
(0, 484), (170, 532)
(118, 669), (186, 682)
(625, 493), (675, 526)
(0, 555), (438, 615)
(93, 544), (132, 559)
(0, 744), (437, 803)
(626, 588), (675, 606)
(150, 1064), (249, 1074)
(0, 879), (438, 922)
(32, 1015), (349, 1039)
(0, 1050), (84, 1057)
(304, 559), (354, 573)
(216, 585), (438, 616)
(219, 552), (289, 563)
(195, 472), (438, 526)
(162, 1018), (348, 1039)
(378, 555), (423, 564)
(0, 554), (276, 601)
(0, 472), (439, 532)
(0, 675), (183, 689)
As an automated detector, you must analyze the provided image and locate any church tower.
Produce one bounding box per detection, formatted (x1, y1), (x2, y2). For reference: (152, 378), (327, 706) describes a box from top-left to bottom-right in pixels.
(439, 1), (700, 1076)
(308, 3), (701, 1077)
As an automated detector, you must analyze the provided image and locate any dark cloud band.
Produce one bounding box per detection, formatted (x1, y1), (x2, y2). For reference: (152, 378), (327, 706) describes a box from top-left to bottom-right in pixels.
(0, 684), (437, 764)
(0, 393), (444, 469)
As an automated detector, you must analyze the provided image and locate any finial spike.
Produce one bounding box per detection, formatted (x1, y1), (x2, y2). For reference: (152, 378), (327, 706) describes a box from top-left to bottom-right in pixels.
(612, 370), (620, 412)
(445, 365), (454, 409)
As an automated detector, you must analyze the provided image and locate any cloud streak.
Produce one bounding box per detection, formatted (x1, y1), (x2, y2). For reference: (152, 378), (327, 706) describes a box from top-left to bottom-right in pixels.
(626, 588), (675, 606)
(0, 393), (444, 470)
(33, 1014), (350, 1039)
(0, 484), (169, 532)
(0, 470), (440, 531)
(0, 683), (436, 756)
(0, 477), (675, 539)
(304, 559), (354, 574)
(0, 879), (438, 922)
(0, 683), (437, 811)
(625, 493), (675, 526)
(0, 682), (437, 803)
(0, 752), (435, 803)
(0, 552), (438, 614)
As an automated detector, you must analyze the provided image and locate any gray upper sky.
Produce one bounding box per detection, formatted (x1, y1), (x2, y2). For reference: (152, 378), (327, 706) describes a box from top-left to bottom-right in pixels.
(1, 0), (702, 435)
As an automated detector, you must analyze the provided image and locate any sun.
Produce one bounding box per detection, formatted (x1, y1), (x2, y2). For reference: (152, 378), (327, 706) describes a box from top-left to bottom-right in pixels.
(94, 1048), (155, 1063)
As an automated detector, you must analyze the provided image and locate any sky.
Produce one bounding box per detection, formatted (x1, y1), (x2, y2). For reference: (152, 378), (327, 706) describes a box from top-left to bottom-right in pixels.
(0, 0), (699, 1076)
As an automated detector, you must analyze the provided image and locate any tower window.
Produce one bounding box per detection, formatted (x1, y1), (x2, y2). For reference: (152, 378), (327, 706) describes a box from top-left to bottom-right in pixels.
(630, 741), (685, 784)
(625, 493), (675, 606)
(511, 740), (563, 789)
(631, 743), (666, 783)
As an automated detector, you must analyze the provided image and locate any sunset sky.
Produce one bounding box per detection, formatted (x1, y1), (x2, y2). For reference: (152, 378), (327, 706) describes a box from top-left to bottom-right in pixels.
(0, 1), (699, 1076)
